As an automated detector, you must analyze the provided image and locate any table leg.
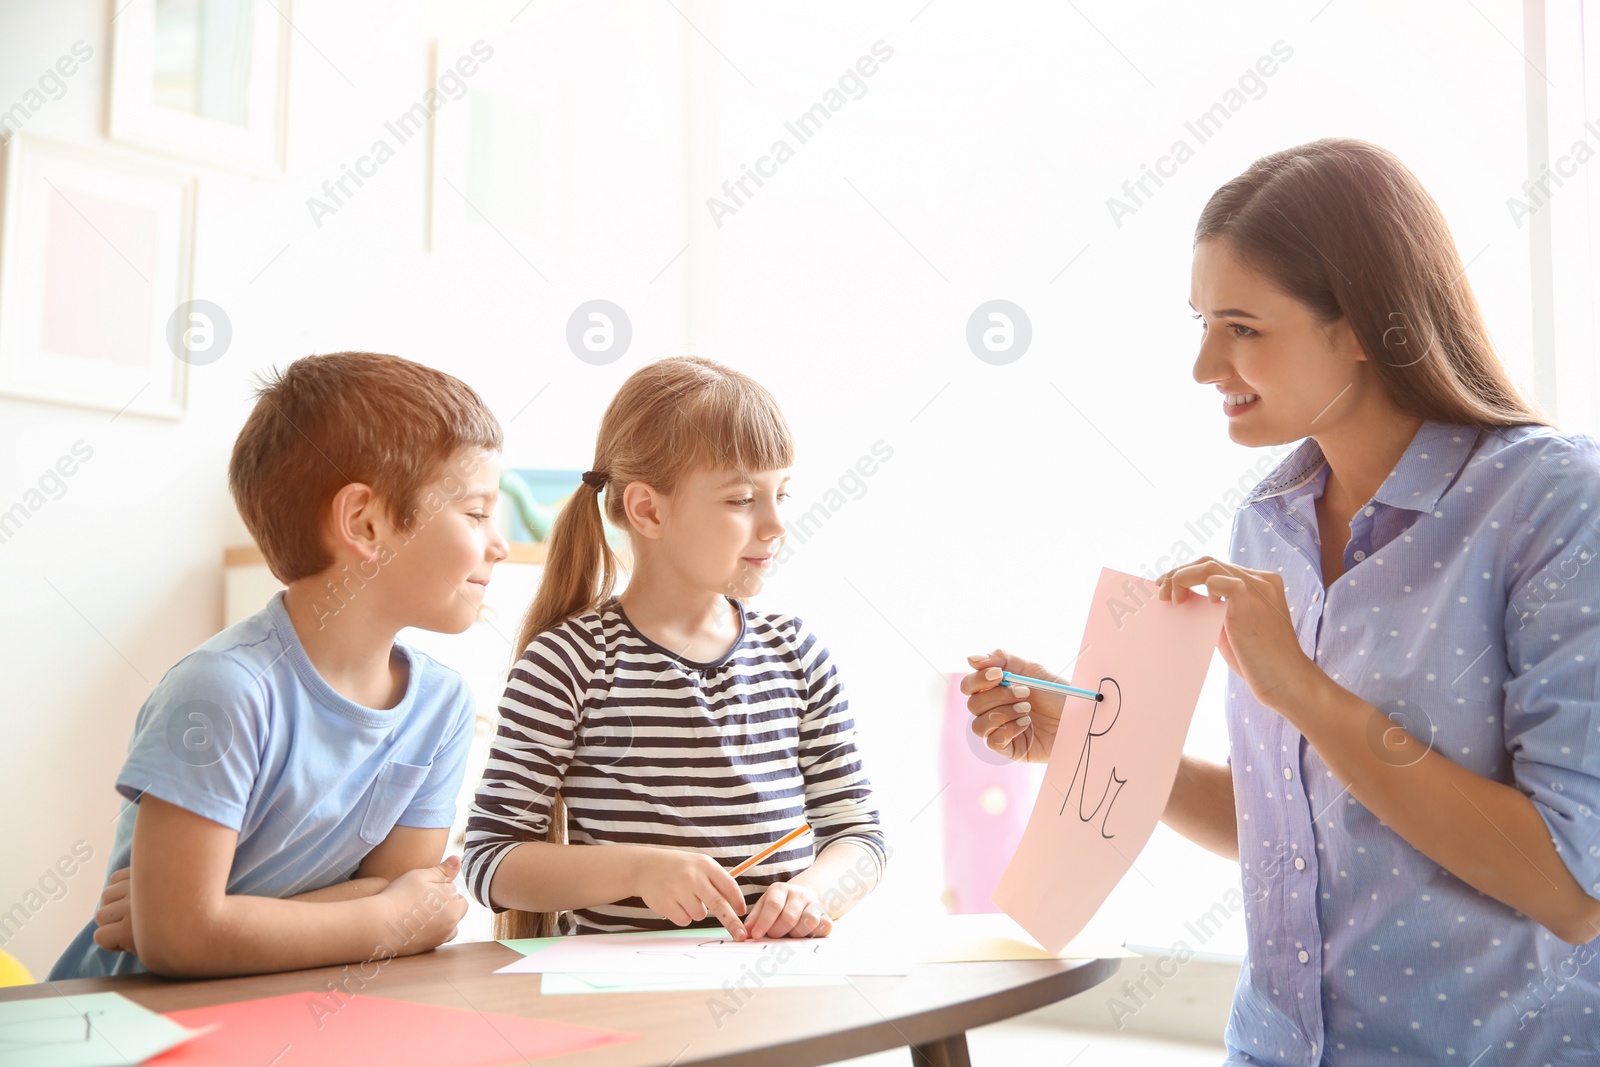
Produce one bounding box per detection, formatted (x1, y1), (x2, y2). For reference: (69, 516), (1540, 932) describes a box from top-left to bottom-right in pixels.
(909, 1032), (972, 1067)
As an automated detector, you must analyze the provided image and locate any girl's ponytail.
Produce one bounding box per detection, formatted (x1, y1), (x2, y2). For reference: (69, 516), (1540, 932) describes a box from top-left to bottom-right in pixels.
(493, 472), (618, 940)
(518, 470), (620, 651)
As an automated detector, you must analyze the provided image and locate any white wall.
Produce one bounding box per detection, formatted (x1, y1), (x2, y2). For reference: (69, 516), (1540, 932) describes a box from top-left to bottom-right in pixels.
(0, 0), (1562, 983)
(0, 0), (689, 977)
(675, 0), (1544, 957)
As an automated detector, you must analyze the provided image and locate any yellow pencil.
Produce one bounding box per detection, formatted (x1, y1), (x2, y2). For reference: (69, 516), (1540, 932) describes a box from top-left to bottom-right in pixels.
(729, 823), (811, 877)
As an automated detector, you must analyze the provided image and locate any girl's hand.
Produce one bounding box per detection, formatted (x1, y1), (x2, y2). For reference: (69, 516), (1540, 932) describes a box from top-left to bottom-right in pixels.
(1157, 556), (1317, 712)
(961, 649), (1063, 763)
(635, 848), (749, 940)
(744, 880), (832, 939)
(92, 867), (136, 955)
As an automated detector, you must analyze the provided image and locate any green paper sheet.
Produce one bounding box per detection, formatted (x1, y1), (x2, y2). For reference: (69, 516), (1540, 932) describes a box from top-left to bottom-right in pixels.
(0, 991), (208, 1067)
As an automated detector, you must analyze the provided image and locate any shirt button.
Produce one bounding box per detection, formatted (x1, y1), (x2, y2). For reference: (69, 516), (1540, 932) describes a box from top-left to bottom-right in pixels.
(1294, 857), (1306, 871)
(1363, 506), (1375, 517)
(1283, 767), (1293, 780)
(1298, 949), (1310, 964)
(1352, 549), (1366, 561)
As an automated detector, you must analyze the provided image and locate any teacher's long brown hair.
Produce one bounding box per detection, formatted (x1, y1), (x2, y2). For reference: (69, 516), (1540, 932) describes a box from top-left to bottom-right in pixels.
(1196, 137), (1546, 430)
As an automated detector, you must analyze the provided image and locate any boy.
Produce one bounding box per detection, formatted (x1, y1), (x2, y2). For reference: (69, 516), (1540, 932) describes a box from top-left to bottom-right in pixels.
(49, 351), (508, 979)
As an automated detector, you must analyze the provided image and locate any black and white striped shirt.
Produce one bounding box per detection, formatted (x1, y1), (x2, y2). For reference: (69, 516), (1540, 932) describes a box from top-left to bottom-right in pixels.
(463, 596), (887, 932)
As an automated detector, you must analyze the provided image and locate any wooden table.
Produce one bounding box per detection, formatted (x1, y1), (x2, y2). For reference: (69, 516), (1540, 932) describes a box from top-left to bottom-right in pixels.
(2, 941), (1121, 1066)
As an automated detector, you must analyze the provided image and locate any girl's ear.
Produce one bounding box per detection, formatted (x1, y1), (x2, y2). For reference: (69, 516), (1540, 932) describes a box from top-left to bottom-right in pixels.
(620, 480), (666, 540)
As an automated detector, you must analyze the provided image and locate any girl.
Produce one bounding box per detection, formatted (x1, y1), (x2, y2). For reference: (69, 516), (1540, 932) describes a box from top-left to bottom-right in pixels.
(967, 139), (1599, 1062)
(463, 356), (887, 941)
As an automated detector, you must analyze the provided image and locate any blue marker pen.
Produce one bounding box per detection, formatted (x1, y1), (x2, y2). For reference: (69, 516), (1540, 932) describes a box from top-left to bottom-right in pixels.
(998, 670), (1103, 702)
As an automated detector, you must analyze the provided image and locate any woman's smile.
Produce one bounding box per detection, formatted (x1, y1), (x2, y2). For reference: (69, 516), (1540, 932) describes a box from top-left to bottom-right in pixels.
(1222, 391), (1260, 417)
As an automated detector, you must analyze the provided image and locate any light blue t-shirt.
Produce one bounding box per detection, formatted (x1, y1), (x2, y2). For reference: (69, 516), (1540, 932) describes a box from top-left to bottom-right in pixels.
(49, 591), (475, 980)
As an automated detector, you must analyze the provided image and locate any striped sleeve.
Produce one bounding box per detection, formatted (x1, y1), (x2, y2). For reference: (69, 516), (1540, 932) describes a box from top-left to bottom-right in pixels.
(461, 617), (599, 911)
(790, 617), (889, 878)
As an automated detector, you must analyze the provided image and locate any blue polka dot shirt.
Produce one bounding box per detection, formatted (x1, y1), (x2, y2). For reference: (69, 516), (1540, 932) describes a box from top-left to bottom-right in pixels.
(1222, 421), (1600, 1065)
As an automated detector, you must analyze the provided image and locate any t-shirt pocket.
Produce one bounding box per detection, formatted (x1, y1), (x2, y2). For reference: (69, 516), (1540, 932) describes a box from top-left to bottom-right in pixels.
(359, 760), (432, 845)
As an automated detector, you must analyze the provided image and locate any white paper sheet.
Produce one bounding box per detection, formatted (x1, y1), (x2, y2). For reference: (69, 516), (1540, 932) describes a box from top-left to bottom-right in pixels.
(496, 932), (910, 977)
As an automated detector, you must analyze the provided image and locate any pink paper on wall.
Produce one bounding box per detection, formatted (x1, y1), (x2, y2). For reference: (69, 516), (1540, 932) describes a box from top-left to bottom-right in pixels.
(991, 567), (1225, 954)
(940, 672), (1034, 913)
(40, 188), (159, 367)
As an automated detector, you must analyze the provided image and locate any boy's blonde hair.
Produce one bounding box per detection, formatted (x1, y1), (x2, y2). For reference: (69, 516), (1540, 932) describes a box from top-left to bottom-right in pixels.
(497, 355), (795, 940)
(229, 352), (502, 583)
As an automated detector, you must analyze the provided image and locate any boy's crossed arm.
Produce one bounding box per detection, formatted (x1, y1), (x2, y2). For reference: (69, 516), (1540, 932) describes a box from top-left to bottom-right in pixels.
(91, 820), (426, 943)
(94, 796), (465, 978)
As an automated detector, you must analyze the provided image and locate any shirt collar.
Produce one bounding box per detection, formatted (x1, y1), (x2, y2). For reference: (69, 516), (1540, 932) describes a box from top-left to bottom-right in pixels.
(1242, 437), (1326, 507)
(1243, 420), (1480, 514)
(1370, 421), (1480, 513)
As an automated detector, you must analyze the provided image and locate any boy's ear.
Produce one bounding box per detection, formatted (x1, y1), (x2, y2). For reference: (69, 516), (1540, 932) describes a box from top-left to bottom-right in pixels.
(326, 482), (385, 558)
(620, 480), (665, 540)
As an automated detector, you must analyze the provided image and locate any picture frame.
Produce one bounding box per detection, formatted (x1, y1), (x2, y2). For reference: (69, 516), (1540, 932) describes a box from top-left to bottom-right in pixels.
(0, 136), (197, 420)
(427, 36), (537, 254)
(500, 468), (630, 555)
(108, 0), (291, 175)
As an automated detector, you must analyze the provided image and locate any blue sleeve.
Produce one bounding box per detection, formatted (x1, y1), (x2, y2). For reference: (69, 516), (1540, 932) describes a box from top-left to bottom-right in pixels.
(397, 675), (476, 829)
(1502, 435), (1600, 901)
(115, 650), (267, 832)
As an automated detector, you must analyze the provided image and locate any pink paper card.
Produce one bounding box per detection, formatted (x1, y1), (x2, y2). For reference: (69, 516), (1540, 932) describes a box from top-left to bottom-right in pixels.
(991, 567), (1225, 953)
(145, 992), (638, 1067)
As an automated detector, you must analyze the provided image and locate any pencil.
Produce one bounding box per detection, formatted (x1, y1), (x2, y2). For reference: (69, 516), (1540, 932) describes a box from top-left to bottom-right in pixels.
(998, 670), (1103, 702)
(729, 822), (811, 877)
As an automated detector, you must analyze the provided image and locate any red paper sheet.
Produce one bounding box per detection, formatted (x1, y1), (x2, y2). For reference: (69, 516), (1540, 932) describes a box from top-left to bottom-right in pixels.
(146, 992), (638, 1067)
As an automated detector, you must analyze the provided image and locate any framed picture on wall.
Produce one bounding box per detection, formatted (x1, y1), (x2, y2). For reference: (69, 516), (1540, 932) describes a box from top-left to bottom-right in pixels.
(427, 36), (538, 254)
(500, 468), (630, 555)
(109, 0), (292, 175)
(0, 136), (197, 419)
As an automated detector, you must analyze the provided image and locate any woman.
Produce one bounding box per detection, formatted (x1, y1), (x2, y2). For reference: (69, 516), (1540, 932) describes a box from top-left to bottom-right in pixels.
(966, 138), (1600, 1063)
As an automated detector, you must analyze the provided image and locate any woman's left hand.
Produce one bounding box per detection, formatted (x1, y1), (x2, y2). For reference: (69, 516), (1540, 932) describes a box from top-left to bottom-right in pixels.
(1157, 556), (1319, 713)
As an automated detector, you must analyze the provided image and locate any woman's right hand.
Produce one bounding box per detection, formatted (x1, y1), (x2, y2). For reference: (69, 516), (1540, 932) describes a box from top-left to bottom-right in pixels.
(634, 848), (749, 940)
(962, 649), (1065, 764)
